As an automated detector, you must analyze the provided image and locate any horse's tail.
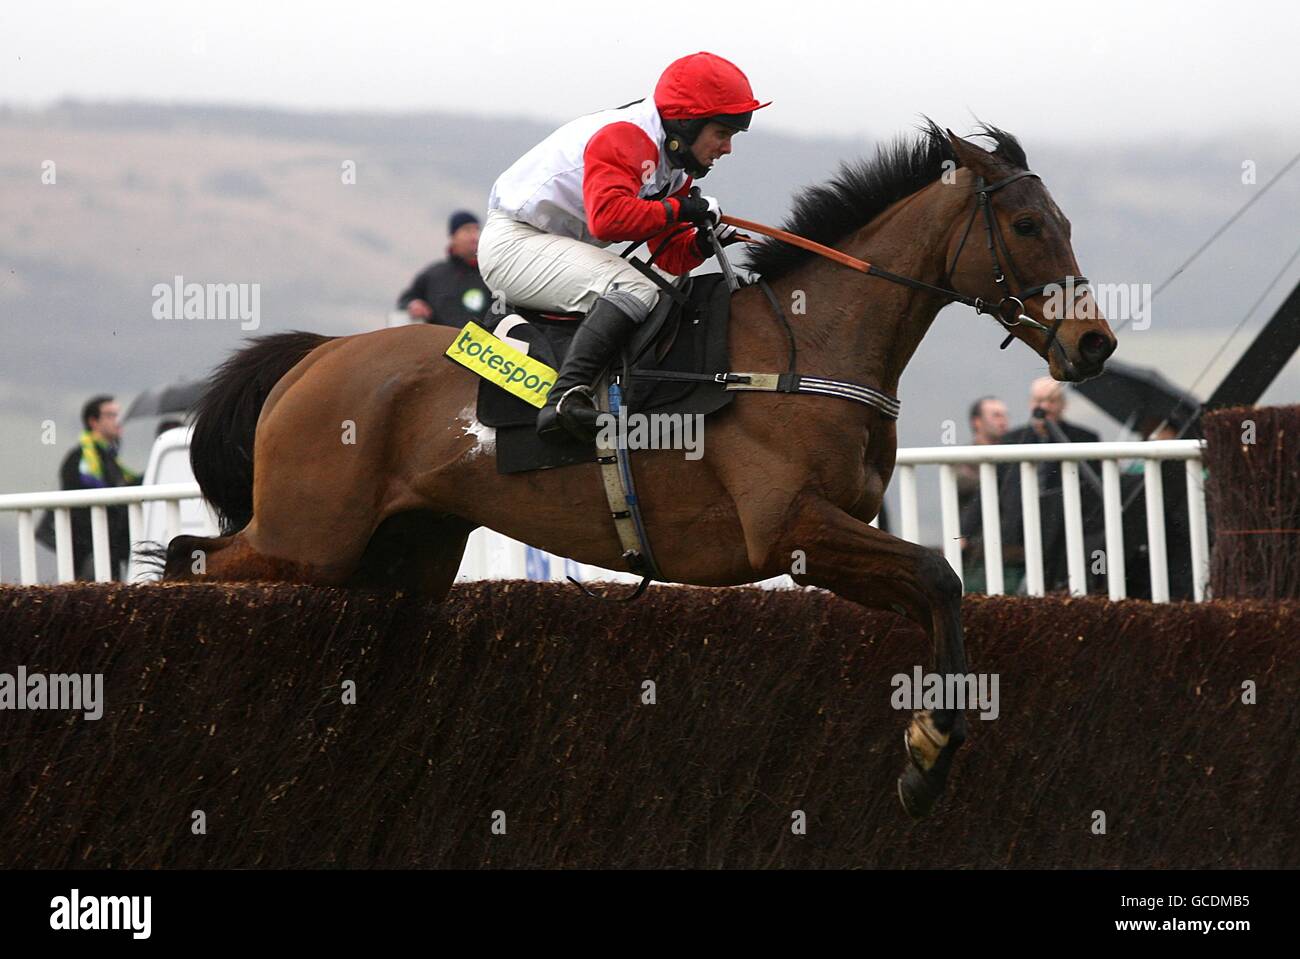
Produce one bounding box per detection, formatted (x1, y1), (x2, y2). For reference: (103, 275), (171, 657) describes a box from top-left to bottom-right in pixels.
(190, 331), (336, 535)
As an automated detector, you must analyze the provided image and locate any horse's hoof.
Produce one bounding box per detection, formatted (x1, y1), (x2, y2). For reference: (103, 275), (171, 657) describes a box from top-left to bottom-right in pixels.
(897, 728), (944, 819)
(897, 764), (938, 820)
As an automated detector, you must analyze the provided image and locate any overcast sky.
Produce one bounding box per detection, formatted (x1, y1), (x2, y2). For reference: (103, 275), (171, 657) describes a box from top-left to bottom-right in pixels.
(4, 0), (1298, 142)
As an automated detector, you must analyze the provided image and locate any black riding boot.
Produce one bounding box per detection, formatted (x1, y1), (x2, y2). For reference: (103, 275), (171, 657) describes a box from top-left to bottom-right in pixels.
(537, 295), (640, 442)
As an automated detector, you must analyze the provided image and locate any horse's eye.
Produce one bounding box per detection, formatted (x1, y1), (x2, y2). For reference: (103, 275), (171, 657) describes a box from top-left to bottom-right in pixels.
(1013, 218), (1039, 237)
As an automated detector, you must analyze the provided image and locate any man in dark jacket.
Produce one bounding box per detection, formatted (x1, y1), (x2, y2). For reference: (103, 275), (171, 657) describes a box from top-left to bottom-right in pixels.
(994, 377), (1104, 593)
(36, 395), (142, 580)
(397, 210), (491, 327)
(1000, 376), (1102, 471)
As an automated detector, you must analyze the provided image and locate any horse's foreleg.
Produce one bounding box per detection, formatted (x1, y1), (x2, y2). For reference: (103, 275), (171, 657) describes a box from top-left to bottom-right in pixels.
(781, 498), (970, 819)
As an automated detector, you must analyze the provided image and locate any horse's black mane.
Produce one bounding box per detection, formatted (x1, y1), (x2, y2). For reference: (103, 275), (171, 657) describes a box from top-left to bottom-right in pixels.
(742, 119), (1029, 281)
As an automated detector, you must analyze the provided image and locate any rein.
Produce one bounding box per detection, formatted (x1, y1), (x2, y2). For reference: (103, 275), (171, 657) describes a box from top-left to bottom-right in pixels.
(720, 170), (1088, 368)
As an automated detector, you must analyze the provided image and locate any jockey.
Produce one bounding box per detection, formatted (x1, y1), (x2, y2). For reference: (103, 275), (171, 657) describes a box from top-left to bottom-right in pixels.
(478, 51), (770, 441)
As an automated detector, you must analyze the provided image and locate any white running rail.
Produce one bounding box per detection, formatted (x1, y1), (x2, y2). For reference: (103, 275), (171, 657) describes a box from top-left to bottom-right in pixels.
(0, 483), (204, 585)
(2, 439), (1209, 601)
(893, 440), (1209, 602)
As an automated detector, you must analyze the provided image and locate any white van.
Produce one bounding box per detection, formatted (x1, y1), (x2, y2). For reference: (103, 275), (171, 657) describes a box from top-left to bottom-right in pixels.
(125, 427), (221, 583)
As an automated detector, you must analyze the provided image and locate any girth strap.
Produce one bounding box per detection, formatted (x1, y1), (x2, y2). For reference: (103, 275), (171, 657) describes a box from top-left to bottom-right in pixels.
(592, 375), (661, 582)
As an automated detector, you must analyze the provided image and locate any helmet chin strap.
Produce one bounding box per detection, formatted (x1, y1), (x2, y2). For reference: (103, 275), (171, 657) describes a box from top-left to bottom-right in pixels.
(665, 135), (710, 178)
(663, 114), (713, 178)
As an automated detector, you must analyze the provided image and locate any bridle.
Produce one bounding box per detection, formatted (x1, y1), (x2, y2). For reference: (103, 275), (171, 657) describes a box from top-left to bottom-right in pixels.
(943, 170), (1087, 363)
(719, 167), (1090, 373)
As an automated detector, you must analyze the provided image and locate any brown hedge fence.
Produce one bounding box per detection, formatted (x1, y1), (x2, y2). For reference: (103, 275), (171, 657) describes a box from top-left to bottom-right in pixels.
(1204, 404), (1300, 600)
(0, 581), (1296, 868)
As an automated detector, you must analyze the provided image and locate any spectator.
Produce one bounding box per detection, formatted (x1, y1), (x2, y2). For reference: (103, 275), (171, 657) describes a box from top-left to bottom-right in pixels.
(956, 396), (1009, 592)
(36, 396), (142, 580)
(996, 378), (1104, 593)
(1002, 377), (1100, 448)
(397, 211), (491, 327)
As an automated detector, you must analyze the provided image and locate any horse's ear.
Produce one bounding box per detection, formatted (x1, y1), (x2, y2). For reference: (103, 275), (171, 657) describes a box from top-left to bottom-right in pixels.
(945, 127), (964, 161)
(945, 128), (999, 179)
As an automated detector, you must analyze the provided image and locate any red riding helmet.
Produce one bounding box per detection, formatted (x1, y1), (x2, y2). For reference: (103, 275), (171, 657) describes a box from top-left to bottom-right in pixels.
(655, 52), (770, 176)
(655, 51), (771, 129)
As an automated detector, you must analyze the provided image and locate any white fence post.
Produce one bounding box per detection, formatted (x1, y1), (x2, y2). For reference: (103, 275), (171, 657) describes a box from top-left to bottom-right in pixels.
(17, 510), (38, 585)
(1185, 458), (1210, 601)
(166, 500), (182, 542)
(1061, 461), (1086, 596)
(1020, 462), (1044, 596)
(1102, 460), (1127, 600)
(898, 464), (919, 544)
(938, 464), (963, 587)
(979, 462), (1004, 595)
(90, 505), (112, 582)
(54, 509), (74, 583)
(1144, 459), (1169, 603)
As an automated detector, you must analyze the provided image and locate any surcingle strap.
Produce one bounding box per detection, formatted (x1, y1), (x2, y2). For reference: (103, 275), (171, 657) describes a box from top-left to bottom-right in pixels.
(723, 372), (901, 420)
(630, 368), (901, 420)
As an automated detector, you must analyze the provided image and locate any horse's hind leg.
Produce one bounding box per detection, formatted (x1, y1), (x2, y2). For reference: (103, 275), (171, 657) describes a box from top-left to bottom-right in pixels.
(778, 498), (970, 820)
(162, 530), (339, 586)
(163, 533), (235, 581)
(346, 511), (476, 601)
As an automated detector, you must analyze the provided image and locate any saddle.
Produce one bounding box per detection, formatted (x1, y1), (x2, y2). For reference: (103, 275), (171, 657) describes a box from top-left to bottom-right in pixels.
(475, 272), (735, 473)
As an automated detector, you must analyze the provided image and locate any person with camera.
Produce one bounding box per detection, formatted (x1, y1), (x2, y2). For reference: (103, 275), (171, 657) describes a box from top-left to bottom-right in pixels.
(995, 378), (1102, 593)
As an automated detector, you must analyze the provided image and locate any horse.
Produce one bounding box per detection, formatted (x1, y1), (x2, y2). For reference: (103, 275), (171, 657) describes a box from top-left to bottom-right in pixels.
(162, 122), (1117, 818)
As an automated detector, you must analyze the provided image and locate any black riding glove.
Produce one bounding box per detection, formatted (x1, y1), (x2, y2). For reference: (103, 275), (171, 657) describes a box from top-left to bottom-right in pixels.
(675, 194), (720, 226)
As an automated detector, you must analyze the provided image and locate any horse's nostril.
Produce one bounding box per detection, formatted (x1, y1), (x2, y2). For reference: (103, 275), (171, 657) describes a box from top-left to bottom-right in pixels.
(1079, 331), (1115, 363)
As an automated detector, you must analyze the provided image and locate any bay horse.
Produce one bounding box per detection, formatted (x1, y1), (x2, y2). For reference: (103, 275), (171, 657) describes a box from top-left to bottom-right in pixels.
(164, 122), (1117, 818)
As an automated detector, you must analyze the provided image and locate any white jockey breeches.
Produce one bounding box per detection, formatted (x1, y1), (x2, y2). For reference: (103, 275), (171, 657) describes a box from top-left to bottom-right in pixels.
(477, 209), (666, 321)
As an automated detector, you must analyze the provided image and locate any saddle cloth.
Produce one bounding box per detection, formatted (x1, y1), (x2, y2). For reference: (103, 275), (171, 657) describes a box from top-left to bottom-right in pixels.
(475, 272), (735, 474)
